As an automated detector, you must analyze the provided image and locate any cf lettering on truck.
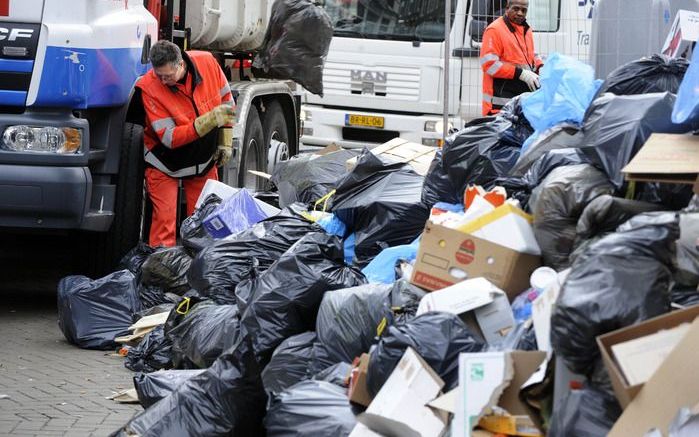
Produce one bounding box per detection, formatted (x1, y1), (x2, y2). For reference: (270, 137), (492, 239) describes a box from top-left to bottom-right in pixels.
(0, 0), (303, 274)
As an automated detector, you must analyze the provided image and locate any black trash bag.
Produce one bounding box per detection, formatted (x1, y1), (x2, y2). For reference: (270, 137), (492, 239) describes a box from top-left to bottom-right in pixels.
(133, 369), (205, 409)
(331, 151), (429, 267)
(262, 332), (316, 396)
(118, 242), (157, 276)
(141, 247), (193, 295)
(498, 94), (535, 147)
(238, 232), (367, 366)
(316, 283), (394, 364)
(117, 336), (267, 437)
(516, 323), (538, 351)
(125, 325), (172, 373)
(551, 212), (678, 376)
(671, 287), (699, 307)
(509, 123), (584, 177)
(264, 380), (357, 437)
(388, 280), (427, 324)
(529, 164), (614, 270)
(676, 212), (699, 287)
(252, 0), (333, 96)
(188, 207), (322, 304)
(596, 54), (689, 97)
(548, 385), (622, 437)
(576, 195), (663, 241)
(313, 362), (352, 388)
(366, 312), (485, 396)
(180, 193), (222, 253)
(137, 283), (174, 309)
(421, 148), (461, 208)
(635, 182), (695, 211)
(271, 149), (360, 208)
(167, 302), (240, 369)
(442, 116), (523, 198)
(57, 270), (139, 350)
(308, 339), (337, 376)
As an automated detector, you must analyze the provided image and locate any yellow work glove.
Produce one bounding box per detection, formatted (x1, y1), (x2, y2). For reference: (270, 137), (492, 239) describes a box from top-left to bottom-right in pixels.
(194, 104), (235, 137)
(214, 127), (233, 166)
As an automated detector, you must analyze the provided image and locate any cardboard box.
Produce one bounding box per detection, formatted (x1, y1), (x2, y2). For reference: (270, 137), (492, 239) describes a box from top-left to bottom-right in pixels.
(609, 317), (699, 437)
(661, 9), (699, 59)
(597, 304), (699, 408)
(356, 347), (448, 437)
(457, 203), (541, 256)
(202, 188), (269, 239)
(410, 221), (541, 299)
(346, 137), (437, 175)
(622, 134), (699, 193)
(195, 179), (280, 216)
(348, 353), (373, 407)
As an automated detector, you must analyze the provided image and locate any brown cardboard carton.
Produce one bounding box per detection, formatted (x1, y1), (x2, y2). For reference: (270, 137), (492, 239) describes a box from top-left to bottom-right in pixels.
(348, 353), (372, 407)
(597, 304), (699, 408)
(410, 221), (541, 300)
(608, 317), (699, 436)
(622, 133), (699, 188)
(346, 137), (436, 175)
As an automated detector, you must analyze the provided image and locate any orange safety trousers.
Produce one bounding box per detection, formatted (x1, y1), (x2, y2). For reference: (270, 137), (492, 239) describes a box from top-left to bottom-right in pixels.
(145, 165), (218, 247)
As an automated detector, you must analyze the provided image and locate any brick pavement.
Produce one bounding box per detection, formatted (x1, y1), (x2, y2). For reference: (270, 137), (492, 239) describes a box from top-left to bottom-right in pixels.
(1, 236), (142, 437)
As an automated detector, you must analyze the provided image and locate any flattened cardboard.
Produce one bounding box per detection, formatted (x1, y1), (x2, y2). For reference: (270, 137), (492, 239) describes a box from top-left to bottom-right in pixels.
(622, 134), (699, 184)
(597, 304), (699, 408)
(410, 221), (541, 299)
(609, 317), (699, 436)
(498, 352), (547, 417)
(348, 353), (373, 407)
(129, 312), (169, 331)
(346, 137), (437, 175)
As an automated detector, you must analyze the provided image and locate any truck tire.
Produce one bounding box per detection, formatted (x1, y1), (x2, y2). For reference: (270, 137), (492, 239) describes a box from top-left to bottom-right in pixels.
(83, 123), (145, 276)
(263, 100), (290, 171)
(238, 105), (266, 190)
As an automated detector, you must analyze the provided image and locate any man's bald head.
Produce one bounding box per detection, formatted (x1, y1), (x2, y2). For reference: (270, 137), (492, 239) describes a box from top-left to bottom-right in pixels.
(506, 0), (528, 25)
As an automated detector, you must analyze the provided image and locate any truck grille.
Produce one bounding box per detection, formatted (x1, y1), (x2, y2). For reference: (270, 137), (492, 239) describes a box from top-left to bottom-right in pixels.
(0, 22), (40, 106)
(323, 61), (421, 101)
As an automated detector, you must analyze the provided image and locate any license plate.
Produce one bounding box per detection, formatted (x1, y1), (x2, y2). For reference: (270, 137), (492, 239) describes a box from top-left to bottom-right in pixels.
(345, 114), (385, 129)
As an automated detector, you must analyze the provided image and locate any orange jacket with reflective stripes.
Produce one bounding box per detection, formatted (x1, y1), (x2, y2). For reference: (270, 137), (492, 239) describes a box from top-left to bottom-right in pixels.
(136, 50), (234, 178)
(480, 16), (543, 115)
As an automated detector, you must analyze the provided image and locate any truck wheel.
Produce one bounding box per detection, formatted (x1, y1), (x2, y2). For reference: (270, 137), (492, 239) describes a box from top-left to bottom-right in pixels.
(238, 106), (266, 191)
(263, 100), (290, 171)
(83, 123), (145, 276)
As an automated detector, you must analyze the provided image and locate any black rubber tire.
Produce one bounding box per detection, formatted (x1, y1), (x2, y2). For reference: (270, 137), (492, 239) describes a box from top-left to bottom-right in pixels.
(263, 100), (290, 163)
(238, 106), (266, 190)
(82, 123), (145, 277)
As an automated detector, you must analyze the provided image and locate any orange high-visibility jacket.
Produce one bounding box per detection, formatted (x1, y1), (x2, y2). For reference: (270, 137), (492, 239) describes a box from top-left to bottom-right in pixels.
(136, 50), (234, 178)
(480, 16), (543, 115)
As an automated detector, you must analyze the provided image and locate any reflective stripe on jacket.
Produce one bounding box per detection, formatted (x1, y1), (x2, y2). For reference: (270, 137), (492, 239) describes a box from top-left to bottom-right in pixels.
(480, 16), (543, 115)
(136, 50), (234, 177)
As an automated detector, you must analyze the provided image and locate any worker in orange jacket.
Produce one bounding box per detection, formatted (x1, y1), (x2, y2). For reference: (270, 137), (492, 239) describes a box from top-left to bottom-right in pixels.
(480, 0), (544, 115)
(136, 40), (235, 247)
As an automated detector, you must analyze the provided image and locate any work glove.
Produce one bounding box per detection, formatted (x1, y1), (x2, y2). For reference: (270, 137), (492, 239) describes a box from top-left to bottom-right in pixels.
(214, 127), (233, 167)
(194, 104), (235, 137)
(519, 69), (541, 91)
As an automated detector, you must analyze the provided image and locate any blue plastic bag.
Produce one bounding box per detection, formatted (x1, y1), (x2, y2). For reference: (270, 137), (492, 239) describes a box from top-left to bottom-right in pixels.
(343, 233), (356, 265)
(361, 238), (420, 284)
(203, 189), (268, 238)
(521, 53), (602, 153)
(673, 44), (699, 124)
(317, 213), (347, 237)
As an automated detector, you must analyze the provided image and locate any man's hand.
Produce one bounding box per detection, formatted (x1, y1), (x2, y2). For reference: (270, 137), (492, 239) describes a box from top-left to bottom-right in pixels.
(214, 127), (233, 166)
(519, 69), (540, 91)
(194, 104), (235, 137)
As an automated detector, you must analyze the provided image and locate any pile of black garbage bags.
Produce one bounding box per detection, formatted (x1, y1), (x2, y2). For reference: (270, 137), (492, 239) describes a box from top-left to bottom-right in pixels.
(53, 53), (699, 437)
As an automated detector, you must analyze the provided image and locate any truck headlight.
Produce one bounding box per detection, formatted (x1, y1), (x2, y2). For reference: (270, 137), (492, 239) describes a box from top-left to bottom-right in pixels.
(425, 120), (453, 133)
(2, 126), (82, 154)
(300, 108), (312, 122)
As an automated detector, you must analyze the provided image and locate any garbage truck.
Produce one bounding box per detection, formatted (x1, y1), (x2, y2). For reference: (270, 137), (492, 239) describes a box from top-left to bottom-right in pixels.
(0, 0), (302, 273)
(301, 0), (697, 148)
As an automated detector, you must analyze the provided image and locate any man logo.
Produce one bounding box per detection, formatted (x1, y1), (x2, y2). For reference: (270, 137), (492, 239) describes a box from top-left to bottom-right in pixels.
(350, 70), (388, 95)
(350, 70), (387, 83)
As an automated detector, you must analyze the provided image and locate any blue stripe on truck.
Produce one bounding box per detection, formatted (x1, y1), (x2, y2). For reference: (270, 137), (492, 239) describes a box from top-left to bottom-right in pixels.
(0, 90), (28, 106)
(0, 59), (34, 73)
(32, 46), (149, 109)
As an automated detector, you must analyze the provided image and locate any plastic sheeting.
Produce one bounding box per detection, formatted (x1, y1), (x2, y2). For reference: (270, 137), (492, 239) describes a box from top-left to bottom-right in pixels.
(264, 380), (357, 437)
(596, 54), (689, 97)
(529, 164), (614, 270)
(125, 325), (172, 373)
(140, 247), (193, 295)
(551, 212), (678, 376)
(366, 312), (485, 396)
(331, 151), (429, 267)
(180, 193), (222, 253)
(548, 386), (622, 437)
(262, 331), (316, 396)
(521, 53), (601, 153)
(238, 232), (367, 367)
(188, 207), (322, 304)
(271, 149), (359, 208)
(57, 270), (139, 350)
(316, 284), (393, 364)
(166, 302), (240, 369)
(673, 44), (699, 124)
(252, 0), (333, 96)
(133, 369), (205, 409)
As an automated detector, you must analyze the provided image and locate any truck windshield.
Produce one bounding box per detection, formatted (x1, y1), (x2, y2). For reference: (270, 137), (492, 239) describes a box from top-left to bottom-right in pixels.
(317, 0), (457, 42)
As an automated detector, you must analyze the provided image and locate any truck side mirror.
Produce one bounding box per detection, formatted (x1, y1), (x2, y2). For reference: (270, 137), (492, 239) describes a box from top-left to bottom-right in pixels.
(141, 34), (151, 65)
(469, 19), (487, 44)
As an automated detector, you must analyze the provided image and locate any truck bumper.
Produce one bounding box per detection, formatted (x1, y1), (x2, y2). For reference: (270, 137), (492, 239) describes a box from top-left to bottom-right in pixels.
(0, 164), (112, 231)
